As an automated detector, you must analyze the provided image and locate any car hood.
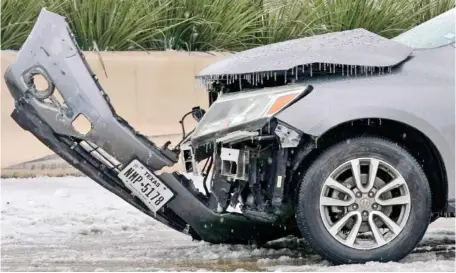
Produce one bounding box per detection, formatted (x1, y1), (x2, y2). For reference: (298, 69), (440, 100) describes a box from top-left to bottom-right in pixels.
(196, 29), (413, 81)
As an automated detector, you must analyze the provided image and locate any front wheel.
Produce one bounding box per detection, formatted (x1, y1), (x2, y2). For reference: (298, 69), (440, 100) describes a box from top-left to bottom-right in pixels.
(296, 137), (431, 264)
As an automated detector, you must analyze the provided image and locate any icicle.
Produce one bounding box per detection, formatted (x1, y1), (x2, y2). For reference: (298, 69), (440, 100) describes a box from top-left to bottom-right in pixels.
(341, 64), (344, 76)
(266, 72), (270, 80)
(329, 64), (332, 73)
(333, 64), (336, 74)
(274, 72), (277, 81)
(284, 75), (287, 83)
(310, 65), (313, 77)
(319, 62), (322, 71)
(355, 66), (357, 76)
(291, 67), (294, 76)
(295, 66), (298, 80)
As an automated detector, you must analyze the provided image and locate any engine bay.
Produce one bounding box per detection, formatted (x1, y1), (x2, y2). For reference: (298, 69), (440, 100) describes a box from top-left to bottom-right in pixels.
(182, 120), (305, 222)
(177, 82), (314, 224)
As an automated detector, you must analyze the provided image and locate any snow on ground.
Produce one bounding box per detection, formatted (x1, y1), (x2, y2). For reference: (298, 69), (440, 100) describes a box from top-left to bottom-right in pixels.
(1, 177), (455, 271)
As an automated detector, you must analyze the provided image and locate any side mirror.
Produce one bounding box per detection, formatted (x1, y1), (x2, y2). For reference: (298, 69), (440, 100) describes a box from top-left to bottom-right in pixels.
(191, 106), (206, 122)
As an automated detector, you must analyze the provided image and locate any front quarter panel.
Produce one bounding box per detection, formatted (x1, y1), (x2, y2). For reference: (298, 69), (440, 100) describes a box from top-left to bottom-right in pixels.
(277, 46), (455, 205)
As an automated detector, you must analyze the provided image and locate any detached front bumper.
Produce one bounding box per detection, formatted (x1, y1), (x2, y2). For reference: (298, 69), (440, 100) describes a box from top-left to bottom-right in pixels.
(4, 9), (290, 244)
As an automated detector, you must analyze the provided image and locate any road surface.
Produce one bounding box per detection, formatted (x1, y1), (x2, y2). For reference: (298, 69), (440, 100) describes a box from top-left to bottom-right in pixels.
(1, 177), (454, 271)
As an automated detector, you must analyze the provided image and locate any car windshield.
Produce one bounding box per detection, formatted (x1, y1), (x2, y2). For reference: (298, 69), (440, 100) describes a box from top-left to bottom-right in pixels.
(392, 8), (455, 49)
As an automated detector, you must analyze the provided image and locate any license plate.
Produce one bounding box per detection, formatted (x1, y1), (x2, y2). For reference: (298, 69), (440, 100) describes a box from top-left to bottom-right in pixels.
(118, 159), (174, 212)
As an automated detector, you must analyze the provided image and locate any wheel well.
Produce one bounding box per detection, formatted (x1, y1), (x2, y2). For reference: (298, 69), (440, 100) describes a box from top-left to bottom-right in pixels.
(294, 118), (448, 213)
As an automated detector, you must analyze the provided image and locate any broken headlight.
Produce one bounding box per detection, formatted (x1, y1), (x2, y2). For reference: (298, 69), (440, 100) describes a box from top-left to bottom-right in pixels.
(192, 84), (309, 139)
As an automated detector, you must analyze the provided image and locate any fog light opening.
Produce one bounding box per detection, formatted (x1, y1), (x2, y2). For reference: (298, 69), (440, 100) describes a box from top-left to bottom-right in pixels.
(72, 114), (92, 135)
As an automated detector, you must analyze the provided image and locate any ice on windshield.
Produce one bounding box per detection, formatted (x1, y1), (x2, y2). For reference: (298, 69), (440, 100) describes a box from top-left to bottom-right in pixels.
(393, 8), (455, 49)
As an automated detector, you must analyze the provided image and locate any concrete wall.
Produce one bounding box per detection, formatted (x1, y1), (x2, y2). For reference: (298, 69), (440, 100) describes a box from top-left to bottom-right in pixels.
(1, 51), (228, 169)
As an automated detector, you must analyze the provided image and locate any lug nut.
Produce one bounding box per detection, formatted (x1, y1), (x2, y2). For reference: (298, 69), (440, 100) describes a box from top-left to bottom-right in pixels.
(372, 203), (378, 210)
(362, 211), (369, 217)
(368, 191), (375, 198)
(356, 192), (362, 198)
(352, 204), (358, 210)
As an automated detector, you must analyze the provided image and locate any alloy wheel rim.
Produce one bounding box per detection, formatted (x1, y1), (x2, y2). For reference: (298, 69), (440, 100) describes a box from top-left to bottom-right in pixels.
(319, 158), (411, 250)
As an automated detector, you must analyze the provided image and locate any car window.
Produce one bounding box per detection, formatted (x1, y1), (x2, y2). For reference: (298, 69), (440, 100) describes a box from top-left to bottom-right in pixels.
(393, 8), (455, 49)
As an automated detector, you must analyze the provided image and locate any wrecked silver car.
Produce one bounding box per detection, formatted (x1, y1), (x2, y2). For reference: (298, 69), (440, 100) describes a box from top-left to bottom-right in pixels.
(4, 8), (455, 264)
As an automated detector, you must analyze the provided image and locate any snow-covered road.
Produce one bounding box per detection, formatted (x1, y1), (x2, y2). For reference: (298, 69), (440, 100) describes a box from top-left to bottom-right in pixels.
(1, 177), (455, 271)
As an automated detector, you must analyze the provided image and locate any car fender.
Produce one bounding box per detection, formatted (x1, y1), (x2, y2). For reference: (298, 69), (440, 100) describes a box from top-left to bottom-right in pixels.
(276, 76), (455, 204)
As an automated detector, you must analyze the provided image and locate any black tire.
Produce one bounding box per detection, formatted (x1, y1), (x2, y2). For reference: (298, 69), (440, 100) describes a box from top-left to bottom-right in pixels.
(296, 137), (431, 264)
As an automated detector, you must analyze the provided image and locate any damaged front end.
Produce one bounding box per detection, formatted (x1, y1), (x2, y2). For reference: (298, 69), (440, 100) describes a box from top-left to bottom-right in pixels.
(4, 9), (307, 244)
(181, 85), (313, 223)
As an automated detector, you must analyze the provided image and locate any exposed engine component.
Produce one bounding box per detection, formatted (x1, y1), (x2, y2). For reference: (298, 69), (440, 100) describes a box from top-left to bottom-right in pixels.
(181, 142), (198, 174)
(180, 119), (299, 223)
(220, 147), (249, 181)
(275, 124), (302, 148)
